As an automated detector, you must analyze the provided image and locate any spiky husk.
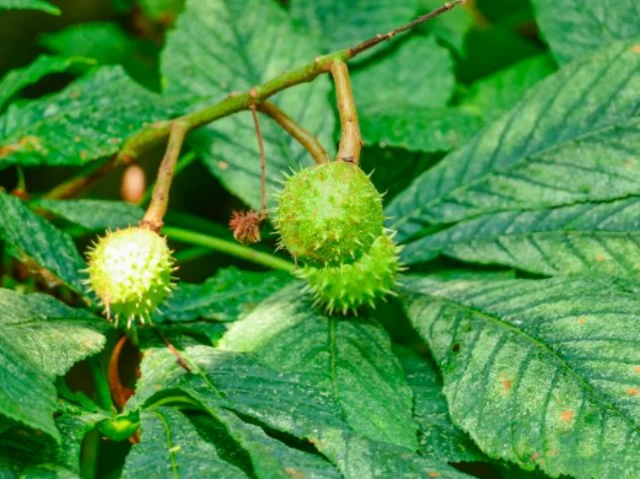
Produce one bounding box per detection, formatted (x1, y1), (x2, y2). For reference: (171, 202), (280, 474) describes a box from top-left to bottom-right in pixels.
(275, 161), (384, 266)
(299, 233), (401, 315)
(86, 226), (174, 327)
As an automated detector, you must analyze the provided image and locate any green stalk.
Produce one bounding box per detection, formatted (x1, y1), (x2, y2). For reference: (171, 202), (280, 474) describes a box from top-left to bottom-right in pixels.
(163, 226), (294, 272)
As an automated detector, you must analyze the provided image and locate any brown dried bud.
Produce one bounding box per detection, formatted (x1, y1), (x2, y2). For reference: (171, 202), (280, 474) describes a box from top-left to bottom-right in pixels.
(229, 210), (265, 244)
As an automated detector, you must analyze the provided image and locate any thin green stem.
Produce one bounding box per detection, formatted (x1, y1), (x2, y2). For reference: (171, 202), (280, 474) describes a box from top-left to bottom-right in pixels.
(163, 226), (294, 272)
(258, 102), (329, 164)
(88, 357), (115, 413)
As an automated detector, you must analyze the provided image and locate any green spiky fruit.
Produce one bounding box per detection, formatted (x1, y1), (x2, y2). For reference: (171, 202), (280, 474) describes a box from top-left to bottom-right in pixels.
(299, 233), (401, 315)
(276, 161), (384, 266)
(86, 226), (174, 327)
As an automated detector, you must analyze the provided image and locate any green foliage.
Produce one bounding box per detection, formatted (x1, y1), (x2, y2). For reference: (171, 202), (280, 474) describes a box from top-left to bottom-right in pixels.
(403, 276), (640, 478)
(0, 192), (86, 292)
(531, 0), (640, 64)
(0, 56), (92, 112)
(0, 66), (180, 170)
(162, 0), (335, 210)
(388, 40), (640, 241)
(0, 0), (59, 15)
(2, 0), (640, 477)
(40, 23), (161, 91)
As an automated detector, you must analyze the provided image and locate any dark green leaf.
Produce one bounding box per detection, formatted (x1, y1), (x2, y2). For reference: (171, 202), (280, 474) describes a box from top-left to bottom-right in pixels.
(532, 0), (640, 64)
(402, 197), (640, 278)
(0, 192), (86, 292)
(40, 23), (161, 90)
(313, 428), (474, 479)
(0, 55), (92, 112)
(221, 284), (418, 450)
(33, 199), (144, 231)
(0, 0), (60, 15)
(162, 0), (334, 210)
(403, 276), (640, 478)
(388, 41), (640, 241)
(121, 407), (248, 479)
(0, 333), (58, 443)
(419, 0), (474, 54)
(127, 345), (347, 440)
(360, 107), (482, 154)
(461, 54), (557, 123)
(0, 288), (105, 376)
(360, 147), (440, 203)
(290, 0), (415, 53)
(158, 267), (293, 322)
(203, 409), (342, 479)
(0, 66), (178, 170)
(395, 346), (484, 462)
(353, 36), (460, 153)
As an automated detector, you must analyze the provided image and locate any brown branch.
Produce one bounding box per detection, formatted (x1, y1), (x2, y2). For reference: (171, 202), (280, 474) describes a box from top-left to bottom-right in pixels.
(249, 104), (268, 215)
(139, 121), (188, 231)
(257, 101), (329, 165)
(154, 329), (191, 372)
(331, 62), (361, 164)
(43, 1), (464, 200)
(349, 0), (467, 57)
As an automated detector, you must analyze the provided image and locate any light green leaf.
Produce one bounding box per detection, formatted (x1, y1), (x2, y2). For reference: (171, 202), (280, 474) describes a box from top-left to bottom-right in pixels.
(221, 284), (418, 450)
(313, 429), (474, 479)
(532, 0), (640, 64)
(162, 0), (335, 211)
(461, 54), (557, 123)
(290, 0), (415, 52)
(40, 23), (160, 90)
(0, 0), (59, 15)
(395, 346), (484, 462)
(0, 56), (92, 112)
(158, 267), (293, 322)
(0, 334), (59, 443)
(402, 197), (640, 278)
(121, 407), (248, 479)
(388, 41), (640, 242)
(0, 66), (179, 170)
(32, 199), (144, 231)
(0, 288), (105, 376)
(0, 192), (86, 292)
(353, 35), (459, 153)
(403, 276), (640, 478)
(127, 345), (347, 440)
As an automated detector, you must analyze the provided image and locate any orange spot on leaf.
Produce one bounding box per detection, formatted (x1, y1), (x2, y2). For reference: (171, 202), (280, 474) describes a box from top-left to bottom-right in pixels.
(218, 161), (229, 170)
(428, 472), (441, 478)
(502, 379), (512, 390)
(634, 366), (640, 374)
(577, 317), (587, 325)
(560, 410), (574, 422)
(632, 44), (640, 53)
(627, 388), (639, 396)
(595, 254), (606, 262)
(530, 452), (541, 461)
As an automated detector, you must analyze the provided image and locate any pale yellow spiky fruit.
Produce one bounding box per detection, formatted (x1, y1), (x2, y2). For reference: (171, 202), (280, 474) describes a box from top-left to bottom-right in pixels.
(85, 226), (175, 328)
